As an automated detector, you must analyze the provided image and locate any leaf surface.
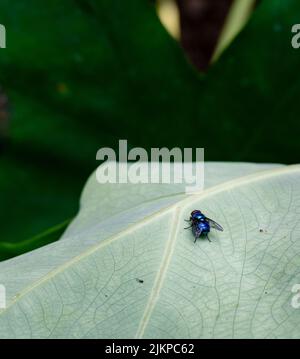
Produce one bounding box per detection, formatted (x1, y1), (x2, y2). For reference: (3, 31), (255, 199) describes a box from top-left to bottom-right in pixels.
(1, 163), (299, 339)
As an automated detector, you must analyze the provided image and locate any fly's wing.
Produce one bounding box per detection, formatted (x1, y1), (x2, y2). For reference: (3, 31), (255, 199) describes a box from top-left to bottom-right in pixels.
(192, 224), (202, 243)
(192, 223), (202, 238)
(206, 217), (224, 231)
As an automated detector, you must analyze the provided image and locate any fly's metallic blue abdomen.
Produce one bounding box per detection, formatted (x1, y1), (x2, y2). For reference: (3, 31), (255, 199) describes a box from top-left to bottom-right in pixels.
(192, 221), (210, 238)
(198, 221), (210, 233)
(185, 209), (224, 243)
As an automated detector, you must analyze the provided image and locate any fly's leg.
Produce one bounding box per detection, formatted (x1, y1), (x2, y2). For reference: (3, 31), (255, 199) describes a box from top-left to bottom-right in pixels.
(206, 234), (211, 242)
(184, 219), (192, 229)
(194, 236), (198, 243)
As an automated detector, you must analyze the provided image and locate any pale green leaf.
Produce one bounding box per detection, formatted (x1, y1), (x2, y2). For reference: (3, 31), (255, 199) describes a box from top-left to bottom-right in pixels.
(1, 162), (300, 339)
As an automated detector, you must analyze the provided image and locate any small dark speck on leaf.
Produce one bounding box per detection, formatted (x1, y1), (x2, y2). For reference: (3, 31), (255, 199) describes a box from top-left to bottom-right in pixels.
(136, 278), (144, 284)
(259, 228), (268, 233)
(104, 294), (108, 298)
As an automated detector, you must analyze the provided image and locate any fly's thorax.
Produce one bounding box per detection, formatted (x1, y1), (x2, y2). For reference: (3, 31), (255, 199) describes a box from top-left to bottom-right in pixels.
(191, 210), (205, 221)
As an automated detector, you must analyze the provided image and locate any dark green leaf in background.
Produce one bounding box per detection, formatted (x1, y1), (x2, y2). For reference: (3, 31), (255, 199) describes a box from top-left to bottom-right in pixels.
(0, 0), (299, 258)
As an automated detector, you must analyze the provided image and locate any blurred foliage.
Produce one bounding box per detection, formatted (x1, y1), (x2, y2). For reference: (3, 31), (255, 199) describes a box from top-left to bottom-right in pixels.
(176, 0), (233, 69)
(0, 219), (70, 261)
(0, 0), (299, 259)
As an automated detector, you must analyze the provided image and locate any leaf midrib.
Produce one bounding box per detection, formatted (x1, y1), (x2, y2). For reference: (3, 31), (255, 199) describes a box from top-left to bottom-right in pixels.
(1, 164), (299, 322)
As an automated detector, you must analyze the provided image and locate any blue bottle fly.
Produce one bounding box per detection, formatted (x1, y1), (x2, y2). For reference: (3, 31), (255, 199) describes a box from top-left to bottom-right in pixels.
(185, 210), (223, 243)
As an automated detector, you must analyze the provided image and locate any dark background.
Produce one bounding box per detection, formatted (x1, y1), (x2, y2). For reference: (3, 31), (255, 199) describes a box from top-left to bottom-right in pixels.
(0, 0), (299, 260)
